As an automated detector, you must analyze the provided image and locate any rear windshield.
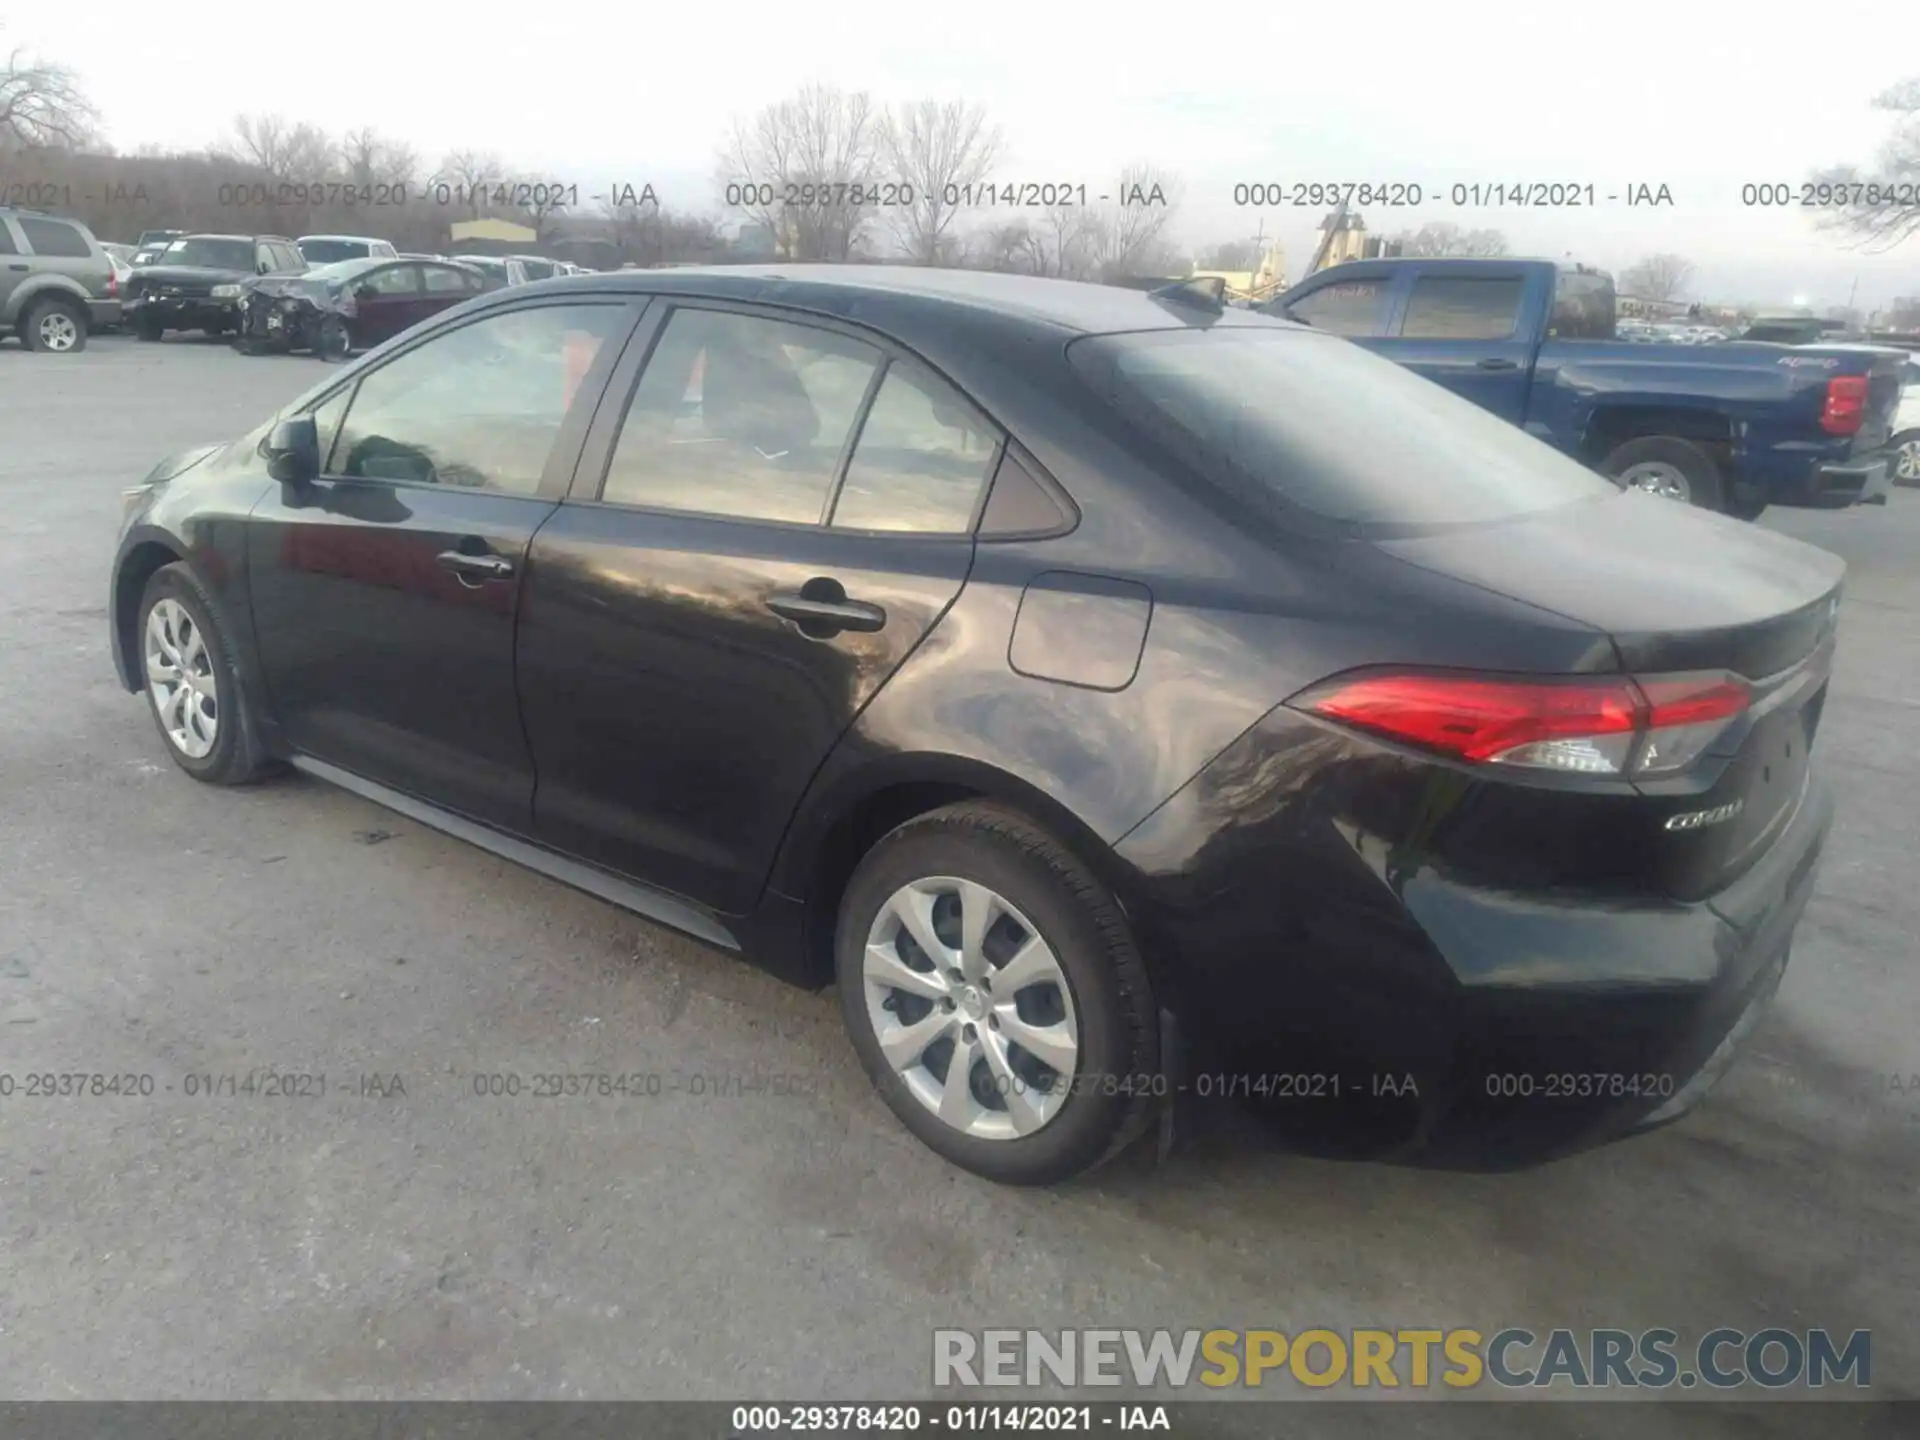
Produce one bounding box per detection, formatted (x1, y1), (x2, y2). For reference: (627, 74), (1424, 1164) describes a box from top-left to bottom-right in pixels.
(1068, 327), (1616, 528)
(299, 239), (369, 265)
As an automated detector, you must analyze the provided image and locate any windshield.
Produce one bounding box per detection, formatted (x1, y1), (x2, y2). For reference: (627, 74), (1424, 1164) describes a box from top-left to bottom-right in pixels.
(163, 237), (254, 269)
(1069, 327), (1617, 529)
(299, 239), (369, 265)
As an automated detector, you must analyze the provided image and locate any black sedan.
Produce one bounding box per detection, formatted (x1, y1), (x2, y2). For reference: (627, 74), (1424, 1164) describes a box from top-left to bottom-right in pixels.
(108, 266), (1840, 1185)
(234, 257), (489, 359)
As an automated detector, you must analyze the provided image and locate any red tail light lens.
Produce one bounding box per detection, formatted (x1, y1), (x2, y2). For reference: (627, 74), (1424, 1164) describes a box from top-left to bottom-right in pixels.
(1820, 375), (1869, 436)
(1292, 669), (1750, 777)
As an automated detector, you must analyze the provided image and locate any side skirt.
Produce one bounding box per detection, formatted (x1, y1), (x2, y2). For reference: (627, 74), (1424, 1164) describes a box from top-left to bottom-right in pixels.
(288, 755), (742, 953)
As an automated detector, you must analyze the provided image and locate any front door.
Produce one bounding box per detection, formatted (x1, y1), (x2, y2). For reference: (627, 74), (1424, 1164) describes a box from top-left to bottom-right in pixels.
(246, 296), (639, 828)
(349, 262), (426, 348)
(517, 301), (1003, 913)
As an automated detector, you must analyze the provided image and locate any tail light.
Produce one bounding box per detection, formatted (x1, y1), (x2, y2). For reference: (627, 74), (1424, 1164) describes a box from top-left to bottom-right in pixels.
(1819, 375), (1868, 436)
(1290, 669), (1751, 777)
(106, 267), (119, 299)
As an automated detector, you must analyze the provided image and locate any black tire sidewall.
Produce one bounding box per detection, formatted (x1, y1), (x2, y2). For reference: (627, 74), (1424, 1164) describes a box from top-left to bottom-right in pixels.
(1600, 436), (1726, 512)
(137, 316), (165, 341)
(137, 566), (246, 782)
(835, 808), (1156, 1185)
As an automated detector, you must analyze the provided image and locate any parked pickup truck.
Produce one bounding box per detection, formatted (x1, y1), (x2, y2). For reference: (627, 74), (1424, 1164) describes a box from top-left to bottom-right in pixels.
(1269, 258), (1905, 519)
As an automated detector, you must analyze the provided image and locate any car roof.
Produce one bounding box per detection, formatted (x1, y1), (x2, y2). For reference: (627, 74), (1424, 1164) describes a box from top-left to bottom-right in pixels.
(298, 234), (390, 243)
(179, 233), (294, 242)
(508, 264), (1292, 339)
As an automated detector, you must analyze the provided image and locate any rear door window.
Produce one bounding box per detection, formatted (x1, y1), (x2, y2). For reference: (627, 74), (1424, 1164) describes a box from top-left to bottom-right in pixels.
(1399, 276), (1524, 340)
(599, 307), (880, 524)
(830, 364), (1002, 533)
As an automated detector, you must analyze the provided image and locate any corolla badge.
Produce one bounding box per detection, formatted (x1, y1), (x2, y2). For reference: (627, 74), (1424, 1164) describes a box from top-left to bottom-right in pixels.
(1664, 800), (1745, 832)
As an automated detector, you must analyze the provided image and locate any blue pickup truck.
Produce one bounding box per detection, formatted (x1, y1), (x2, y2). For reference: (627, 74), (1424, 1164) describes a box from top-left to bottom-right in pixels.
(1269, 258), (1905, 519)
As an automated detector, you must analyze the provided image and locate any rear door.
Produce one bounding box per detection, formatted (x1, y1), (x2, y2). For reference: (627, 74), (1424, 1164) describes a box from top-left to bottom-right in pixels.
(246, 296), (640, 828)
(517, 299), (1000, 913)
(1370, 267), (1537, 422)
(352, 262), (426, 344)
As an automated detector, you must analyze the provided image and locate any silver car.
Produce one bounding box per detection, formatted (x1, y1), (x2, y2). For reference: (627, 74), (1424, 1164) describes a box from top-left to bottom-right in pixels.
(0, 207), (118, 352)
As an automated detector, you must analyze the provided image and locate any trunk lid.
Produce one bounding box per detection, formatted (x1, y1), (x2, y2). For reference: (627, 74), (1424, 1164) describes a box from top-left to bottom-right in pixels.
(1377, 491), (1843, 900)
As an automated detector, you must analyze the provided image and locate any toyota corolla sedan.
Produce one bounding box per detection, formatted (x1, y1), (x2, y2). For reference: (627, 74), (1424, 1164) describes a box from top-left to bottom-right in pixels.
(108, 266), (1841, 1185)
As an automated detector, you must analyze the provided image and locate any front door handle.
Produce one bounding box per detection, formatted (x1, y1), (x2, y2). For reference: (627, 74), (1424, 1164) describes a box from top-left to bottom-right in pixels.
(6, 263), (26, 272)
(437, 549), (515, 584)
(1475, 357), (1519, 371)
(767, 582), (887, 636)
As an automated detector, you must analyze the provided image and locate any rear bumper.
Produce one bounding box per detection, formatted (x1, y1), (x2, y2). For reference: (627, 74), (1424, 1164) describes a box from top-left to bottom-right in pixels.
(1761, 451), (1893, 509)
(1116, 729), (1834, 1168)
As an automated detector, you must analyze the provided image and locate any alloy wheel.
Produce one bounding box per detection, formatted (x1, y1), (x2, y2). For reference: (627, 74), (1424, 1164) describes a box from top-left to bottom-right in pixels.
(37, 310), (80, 352)
(862, 876), (1080, 1140)
(1898, 438), (1920, 485)
(1616, 461), (1692, 502)
(144, 598), (219, 759)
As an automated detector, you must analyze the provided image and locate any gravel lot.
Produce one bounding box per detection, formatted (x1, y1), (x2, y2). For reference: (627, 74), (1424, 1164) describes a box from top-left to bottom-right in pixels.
(1, 335), (1915, 1429)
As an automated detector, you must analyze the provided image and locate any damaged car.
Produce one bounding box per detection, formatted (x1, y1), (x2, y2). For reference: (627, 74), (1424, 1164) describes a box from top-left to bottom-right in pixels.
(232, 256), (487, 360)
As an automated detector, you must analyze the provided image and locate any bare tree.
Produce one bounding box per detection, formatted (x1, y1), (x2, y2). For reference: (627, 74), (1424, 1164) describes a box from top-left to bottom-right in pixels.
(1810, 77), (1920, 250)
(1083, 163), (1184, 281)
(0, 46), (98, 149)
(1620, 253), (1695, 302)
(879, 99), (1002, 264)
(1387, 221), (1509, 257)
(229, 113), (335, 180)
(433, 149), (505, 217)
(718, 85), (884, 261)
(339, 127), (418, 188)
(507, 173), (573, 240)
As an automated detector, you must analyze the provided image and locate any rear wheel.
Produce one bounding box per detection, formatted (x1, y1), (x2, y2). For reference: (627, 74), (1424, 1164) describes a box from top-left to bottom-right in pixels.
(22, 296), (86, 353)
(1894, 431), (1920, 488)
(835, 801), (1160, 1185)
(1600, 436), (1727, 512)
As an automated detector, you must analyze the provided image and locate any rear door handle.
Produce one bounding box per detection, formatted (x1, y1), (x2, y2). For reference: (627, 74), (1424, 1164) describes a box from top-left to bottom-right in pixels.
(437, 549), (515, 584)
(6, 263), (26, 272)
(1475, 357), (1519, 371)
(766, 584), (887, 636)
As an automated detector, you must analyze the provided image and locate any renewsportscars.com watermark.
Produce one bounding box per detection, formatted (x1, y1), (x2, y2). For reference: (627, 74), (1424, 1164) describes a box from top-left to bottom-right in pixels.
(934, 1327), (1871, 1392)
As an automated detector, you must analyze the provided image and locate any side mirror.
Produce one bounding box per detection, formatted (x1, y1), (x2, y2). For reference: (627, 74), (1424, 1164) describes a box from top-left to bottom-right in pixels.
(267, 416), (320, 486)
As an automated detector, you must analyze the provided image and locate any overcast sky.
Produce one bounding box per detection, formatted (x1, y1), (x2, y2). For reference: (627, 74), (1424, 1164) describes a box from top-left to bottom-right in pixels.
(12, 3), (1919, 306)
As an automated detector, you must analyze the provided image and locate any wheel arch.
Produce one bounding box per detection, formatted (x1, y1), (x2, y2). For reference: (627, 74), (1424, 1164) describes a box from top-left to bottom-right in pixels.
(1580, 403), (1736, 464)
(112, 538), (189, 691)
(770, 754), (1153, 991)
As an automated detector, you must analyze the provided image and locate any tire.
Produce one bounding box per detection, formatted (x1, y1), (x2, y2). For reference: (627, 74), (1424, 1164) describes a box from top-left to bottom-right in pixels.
(136, 562), (277, 786)
(1599, 435), (1727, 512)
(835, 801), (1160, 1185)
(315, 316), (352, 362)
(136, 315), (165, 342)
(1893, 431), (1920, 489)
(21, 296), (87, 353)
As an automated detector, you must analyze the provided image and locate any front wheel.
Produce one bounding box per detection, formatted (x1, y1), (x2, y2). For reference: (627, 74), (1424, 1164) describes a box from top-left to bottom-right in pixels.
(136, 315), (165, 342)
(1599, 436), (1727, 512)
(835, 801), (1160, 1185)
(137, 563), (276, 785)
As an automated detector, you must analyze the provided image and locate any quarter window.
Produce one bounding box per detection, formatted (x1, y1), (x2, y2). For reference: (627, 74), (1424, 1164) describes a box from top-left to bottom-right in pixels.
(1401, 276), (1524, 340)
(328, 303), (623, 494)
(601, 307), (881, 524)
(831, 364), (1001, 532)
(17, 217), (91, 257)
